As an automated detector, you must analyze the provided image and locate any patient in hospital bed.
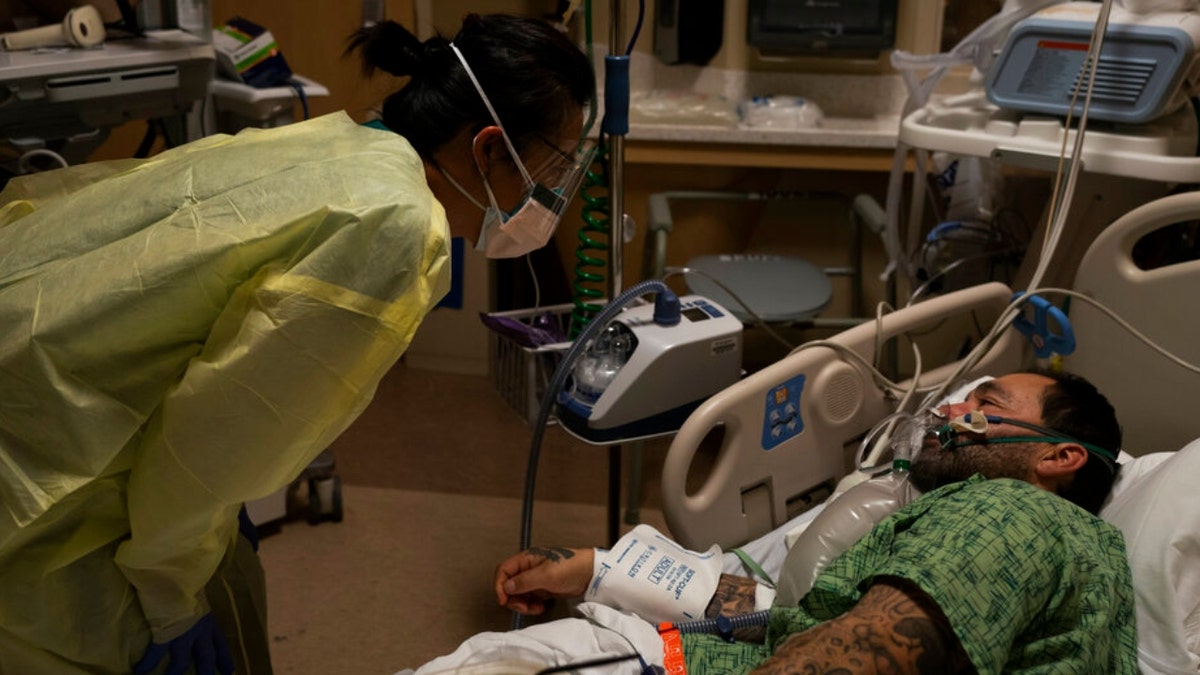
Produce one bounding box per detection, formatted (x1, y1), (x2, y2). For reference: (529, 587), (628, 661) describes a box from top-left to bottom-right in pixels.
(410, 369), (1157, 674)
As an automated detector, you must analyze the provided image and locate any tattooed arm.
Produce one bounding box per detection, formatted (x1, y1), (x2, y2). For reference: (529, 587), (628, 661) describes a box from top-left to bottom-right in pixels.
(751, 578), (974, 675)
(704, 574), (768, 642)
(494, 547), (594, 615)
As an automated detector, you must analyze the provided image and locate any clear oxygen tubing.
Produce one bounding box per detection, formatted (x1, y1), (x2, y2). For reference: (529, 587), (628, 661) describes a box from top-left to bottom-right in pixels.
(881, 0), (1123, 406)
(913, 286), (1200, 424)
(1027, 0), (1115, 293)
(514, 279), (674, 629)
(882, 0), (1076, 291)
(856, 345), (924, 474)
(779, 274), (1191, 474)
(882, 0), (1064, 288)
(908, 1), (1110, 403)
(662, 265), (798, 352)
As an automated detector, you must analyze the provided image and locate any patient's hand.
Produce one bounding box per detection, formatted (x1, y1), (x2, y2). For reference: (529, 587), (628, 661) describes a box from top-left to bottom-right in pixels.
(495, 546), (594, 615)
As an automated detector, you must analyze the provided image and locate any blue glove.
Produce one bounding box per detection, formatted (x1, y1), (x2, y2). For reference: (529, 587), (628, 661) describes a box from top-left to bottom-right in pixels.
(133, 613), (235, 675)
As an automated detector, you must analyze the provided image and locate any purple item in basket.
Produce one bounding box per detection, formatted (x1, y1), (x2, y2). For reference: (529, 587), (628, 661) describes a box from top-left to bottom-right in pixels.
(479, 312), (569, 348)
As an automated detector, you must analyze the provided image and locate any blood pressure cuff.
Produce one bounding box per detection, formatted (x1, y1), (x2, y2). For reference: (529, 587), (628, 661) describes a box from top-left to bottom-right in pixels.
(587, 524), (769, 623)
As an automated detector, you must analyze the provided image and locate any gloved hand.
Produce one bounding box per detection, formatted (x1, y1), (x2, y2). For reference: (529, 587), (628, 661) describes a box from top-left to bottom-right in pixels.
(133, 613), (235, 675)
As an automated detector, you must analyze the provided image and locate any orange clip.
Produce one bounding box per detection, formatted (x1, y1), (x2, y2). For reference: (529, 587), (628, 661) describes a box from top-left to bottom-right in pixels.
(657, 623), (688, 675)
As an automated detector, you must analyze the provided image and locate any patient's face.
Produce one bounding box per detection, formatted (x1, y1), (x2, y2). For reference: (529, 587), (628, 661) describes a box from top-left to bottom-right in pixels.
(909, 373), (1055, 493)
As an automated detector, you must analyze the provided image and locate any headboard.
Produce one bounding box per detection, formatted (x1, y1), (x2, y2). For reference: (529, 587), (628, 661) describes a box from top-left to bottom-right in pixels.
(1068, 191), (1200, 456)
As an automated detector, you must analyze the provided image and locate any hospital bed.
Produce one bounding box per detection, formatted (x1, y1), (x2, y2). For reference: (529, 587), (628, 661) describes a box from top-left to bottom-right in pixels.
(661, 190), (1200, 672)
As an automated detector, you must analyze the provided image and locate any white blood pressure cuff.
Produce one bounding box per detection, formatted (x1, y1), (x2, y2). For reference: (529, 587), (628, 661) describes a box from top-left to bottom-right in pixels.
(586, 524), (723, 623)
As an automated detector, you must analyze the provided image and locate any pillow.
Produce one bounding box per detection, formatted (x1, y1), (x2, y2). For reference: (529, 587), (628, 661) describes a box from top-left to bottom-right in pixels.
(1108, 451), (1175, 505)
(1100, 438), (1200, 674)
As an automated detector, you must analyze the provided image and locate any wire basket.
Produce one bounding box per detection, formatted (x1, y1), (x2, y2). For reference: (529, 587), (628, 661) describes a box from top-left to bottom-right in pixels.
(485, 303), (576, 427)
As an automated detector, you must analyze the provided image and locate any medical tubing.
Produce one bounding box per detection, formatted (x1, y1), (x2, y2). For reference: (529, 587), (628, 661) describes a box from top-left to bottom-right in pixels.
(664, 266), (796, 351)
(1029, 0), (1114, 292)
(570, 142), (611, 338)
(671, 610), (772, 636)
(884, 0), (1063, 287)
(17, 148), (69, 172)
(625, 0), (646, 56)
(860, 345), (924, 471)
(568, 0), (605, 337)
(1037, 288), (1200, 374)
(536, 653), (645, 675)
(914, 280), (1182, 412)
(515, 280), (673, 628)
(907, 247), (1024, 306)
(286, 79), (310, 120)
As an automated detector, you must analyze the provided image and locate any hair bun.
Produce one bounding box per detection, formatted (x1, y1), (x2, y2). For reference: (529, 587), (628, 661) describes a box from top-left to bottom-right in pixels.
(345, 20), (425, 78)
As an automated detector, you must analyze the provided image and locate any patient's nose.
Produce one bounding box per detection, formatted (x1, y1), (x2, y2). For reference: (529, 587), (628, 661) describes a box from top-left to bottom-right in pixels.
(943, 401), (973, 419)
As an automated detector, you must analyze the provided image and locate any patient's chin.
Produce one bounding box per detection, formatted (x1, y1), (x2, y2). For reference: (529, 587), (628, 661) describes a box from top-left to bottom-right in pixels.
(909, 465), (947, 494)
(909, 452), (972, 493)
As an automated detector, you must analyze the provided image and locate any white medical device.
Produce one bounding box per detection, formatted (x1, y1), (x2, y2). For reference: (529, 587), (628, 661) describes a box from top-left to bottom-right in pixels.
(556, 294), (743, 444)
(0, 4), (106, 51)
(986, 1), (1200, 123)
(0, 29), (214, 162)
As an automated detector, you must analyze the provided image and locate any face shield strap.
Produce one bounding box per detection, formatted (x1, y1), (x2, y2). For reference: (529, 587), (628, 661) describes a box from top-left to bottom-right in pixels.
(448, 42), (536, 187)
(936, 413), (1118, 471)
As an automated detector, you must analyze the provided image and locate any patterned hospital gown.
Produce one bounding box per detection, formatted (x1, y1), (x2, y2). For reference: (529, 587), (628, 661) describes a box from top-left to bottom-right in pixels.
(682, 476), (1138, 674)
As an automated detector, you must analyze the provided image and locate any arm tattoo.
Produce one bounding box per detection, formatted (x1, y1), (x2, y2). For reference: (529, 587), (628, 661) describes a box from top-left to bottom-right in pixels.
(704, 574), (767, 642)
(751, 580), (974, 675)
(526, 546), (575, 562)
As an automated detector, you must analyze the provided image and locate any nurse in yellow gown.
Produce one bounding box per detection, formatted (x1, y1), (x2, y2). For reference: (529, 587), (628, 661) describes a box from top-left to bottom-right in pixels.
(0, 12), (593, 675)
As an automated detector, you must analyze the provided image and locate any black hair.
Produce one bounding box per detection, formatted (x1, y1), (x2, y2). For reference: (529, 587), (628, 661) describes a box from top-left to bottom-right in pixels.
(345, 14), (594, 158)
(1029, 368), (1123, 515)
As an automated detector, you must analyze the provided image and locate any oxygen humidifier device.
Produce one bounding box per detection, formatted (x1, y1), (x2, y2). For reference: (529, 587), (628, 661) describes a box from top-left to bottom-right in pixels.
(556, 294), (744, 444)
(985, 2), (1200, 124)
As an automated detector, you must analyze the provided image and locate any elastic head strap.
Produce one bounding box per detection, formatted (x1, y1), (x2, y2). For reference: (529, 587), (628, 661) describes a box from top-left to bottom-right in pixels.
(939, 414), (1118, 471)
(448, 42), (534, 186)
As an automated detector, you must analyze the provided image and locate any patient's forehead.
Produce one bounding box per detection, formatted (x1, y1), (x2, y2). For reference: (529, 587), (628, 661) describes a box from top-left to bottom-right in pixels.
(972, 373), (1053, 422)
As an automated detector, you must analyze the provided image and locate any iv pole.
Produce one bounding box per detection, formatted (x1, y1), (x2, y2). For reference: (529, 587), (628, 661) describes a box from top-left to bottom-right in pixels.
(602, 0), (633, 546)
(606, 0), (627, 296)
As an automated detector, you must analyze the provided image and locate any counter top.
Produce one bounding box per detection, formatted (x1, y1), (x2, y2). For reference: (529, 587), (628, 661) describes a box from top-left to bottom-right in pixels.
(621, 115), (905, 171)
(599, 51), (910, 168)
(628, 115), (902, 149)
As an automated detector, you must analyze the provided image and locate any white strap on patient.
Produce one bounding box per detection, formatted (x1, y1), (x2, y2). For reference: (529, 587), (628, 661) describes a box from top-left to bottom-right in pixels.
(587, 524), (724, 623)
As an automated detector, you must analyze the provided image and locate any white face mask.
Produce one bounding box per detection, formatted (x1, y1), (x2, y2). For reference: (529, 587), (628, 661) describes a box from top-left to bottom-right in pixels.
(447, 43), (595, 259)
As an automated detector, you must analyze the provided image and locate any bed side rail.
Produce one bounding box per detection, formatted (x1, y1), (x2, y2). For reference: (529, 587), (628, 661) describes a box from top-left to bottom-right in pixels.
(662, 282), (1026, 551)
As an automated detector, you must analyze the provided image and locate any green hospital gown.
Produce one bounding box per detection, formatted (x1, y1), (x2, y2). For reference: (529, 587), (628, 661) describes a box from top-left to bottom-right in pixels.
(682, 476), (1138, 674)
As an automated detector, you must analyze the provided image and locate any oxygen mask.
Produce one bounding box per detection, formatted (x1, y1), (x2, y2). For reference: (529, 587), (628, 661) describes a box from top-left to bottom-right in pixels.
(855, 409), (945, 474)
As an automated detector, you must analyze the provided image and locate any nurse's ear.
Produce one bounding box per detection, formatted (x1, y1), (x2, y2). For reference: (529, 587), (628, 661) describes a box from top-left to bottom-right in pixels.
(470, 125), (506, 175)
